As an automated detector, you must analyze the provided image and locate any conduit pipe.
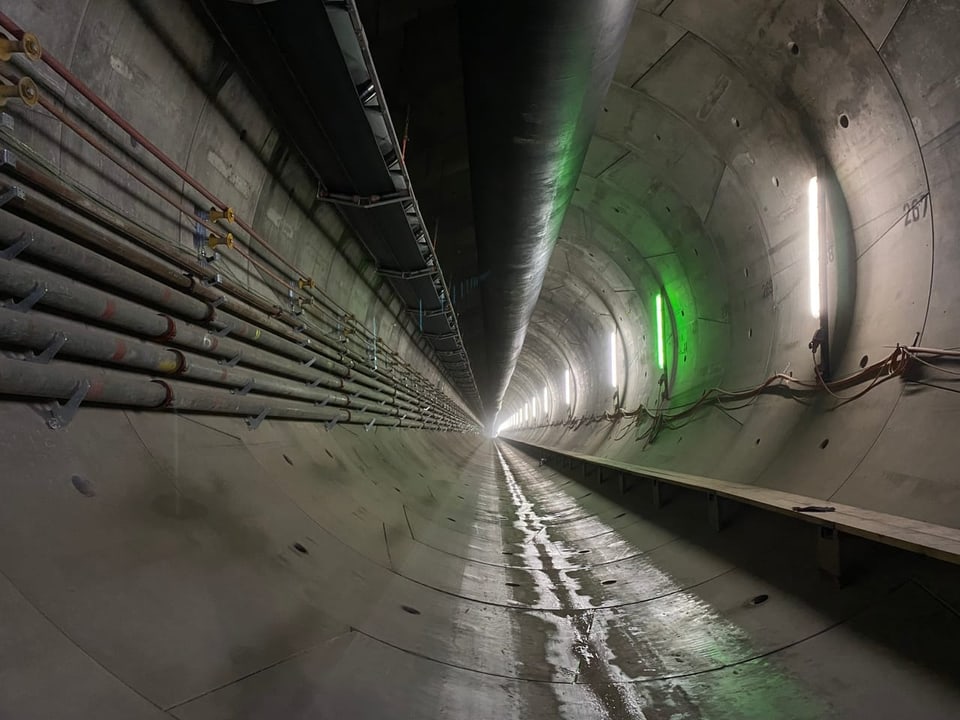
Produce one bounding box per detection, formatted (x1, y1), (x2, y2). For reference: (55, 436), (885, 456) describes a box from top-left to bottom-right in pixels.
(0, 260), (455, 423)
(0, 185), (467, 423)
(0, 169), (465, 421)
(0, 11), (471, 413)
(0, 357), (443, 429)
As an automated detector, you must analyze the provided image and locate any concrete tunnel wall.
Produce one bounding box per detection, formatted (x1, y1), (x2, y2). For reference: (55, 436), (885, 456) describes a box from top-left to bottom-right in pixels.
(504, 0), (960, 530)
(2, 1), (960, 719)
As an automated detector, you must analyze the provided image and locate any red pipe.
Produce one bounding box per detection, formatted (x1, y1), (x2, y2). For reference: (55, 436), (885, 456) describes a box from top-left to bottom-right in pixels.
(0, 11), (226, 211)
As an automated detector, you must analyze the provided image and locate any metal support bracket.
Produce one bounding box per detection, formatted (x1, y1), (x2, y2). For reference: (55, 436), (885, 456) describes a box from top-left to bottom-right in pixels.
(201, 273), (222, 287)
(307, 377), (323, 388)
(315, 398), (330, 408)
(0, 185), (24, 207)
(246, 408), (268, 430)
(817, 525), (845, 584)
(618, 472), (632, 495)
(232, 379), (255, 396)
(302, 356), (316, 368)
(652, 478), (670, 508)
(211, 325), (231, 338)
(25, 331), (66, 364)
(707, 492), (733, 532)
(325, 415), (340, 431)
(365, 418), (376, 432)
(7, 282), (46, 313)
(0, 231), (32, 260)
(47, 379), (90, 430)
(210, 296), (226, 309)
(220, 352), (241, 368)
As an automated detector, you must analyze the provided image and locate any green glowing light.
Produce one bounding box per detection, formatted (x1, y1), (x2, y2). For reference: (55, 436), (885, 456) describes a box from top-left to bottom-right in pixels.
(656, 293), (665, 370)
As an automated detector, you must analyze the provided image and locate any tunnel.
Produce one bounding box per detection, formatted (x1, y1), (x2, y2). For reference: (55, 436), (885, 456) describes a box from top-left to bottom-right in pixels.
(1, 0), (960, 717)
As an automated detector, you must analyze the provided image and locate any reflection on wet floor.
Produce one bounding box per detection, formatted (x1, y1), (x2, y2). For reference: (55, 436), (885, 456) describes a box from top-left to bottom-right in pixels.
(491, 441), (826, 719)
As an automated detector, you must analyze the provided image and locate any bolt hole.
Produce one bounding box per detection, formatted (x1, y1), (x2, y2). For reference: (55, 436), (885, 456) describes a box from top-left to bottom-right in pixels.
(401, 605), (421, 615)
(602, 579), (617, 586)
(755, 437), (761, 445)
(503, 550), (514, 555)
(603, 106), (608, 113)
(614, 512), (626, 519)
(731, 116), (740, 128)
(505, 581), (520, 587)
(839, 114), (849, 129)
(293, 542), (308, 555)
(665, 206), (671, 214)
(748, 328), (753, 338)
(820, 438), (830, 449)
(325, 449), (334, 459)
(859, 355), (869, 368)
(772, 176), (780, 187)
(744, 266), (750, 278)
(71, 475), (95, 497)
(680, 309), (685, 317)
(751, 593), (769, 605)
(578, 549), (591, 554)
(693, 248), (699, 257)
(655, 133), (661, 141)
(447, 517), (456, 522)
(283, 454), (294, 466)
(788, 41), (799, 56)
(394, 487), (401, 492)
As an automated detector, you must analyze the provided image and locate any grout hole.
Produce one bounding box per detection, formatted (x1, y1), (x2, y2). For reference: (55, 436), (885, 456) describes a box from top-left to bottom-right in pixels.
(839, 114), (850, 129)
(859, 355), (869, 368)
(283, 454), (294, 466)
(788, 41), (799, 56)
(401, 605), (421, 615)
(394, 487), (401, 492)
(820, 438), (830, 449)
(751, 593), (770, 605)
(71, 475), (95, 497)
(755, 438), (761, 445)
(293, 542), (308, 555)
(602, 579), (617, 586)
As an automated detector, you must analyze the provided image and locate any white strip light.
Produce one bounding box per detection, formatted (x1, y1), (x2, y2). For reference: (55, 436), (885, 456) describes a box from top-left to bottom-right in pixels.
(543, 386), (548, 416)
(564, 369), (571, 405)
(609, 330), (617, 387)
(808, 176), (820, 318)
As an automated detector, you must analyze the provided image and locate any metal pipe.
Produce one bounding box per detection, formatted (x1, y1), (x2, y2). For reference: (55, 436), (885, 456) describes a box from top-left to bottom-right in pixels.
(0, 259), (427, 416)
(0, 201), (462, 422)
(0, 356), (442, 429)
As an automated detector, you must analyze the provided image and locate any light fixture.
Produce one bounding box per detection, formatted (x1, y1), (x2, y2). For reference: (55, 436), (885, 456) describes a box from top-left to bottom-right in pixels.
(543, 386), (549, 416)
(656, 293), (665, 370)
(609, 330), (617, 387)
(564, 369), (571, 405)
(808, 176), (820, 318)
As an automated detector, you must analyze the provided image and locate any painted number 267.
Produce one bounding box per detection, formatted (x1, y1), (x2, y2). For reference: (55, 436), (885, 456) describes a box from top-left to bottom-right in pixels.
(903, 193), (929, 227)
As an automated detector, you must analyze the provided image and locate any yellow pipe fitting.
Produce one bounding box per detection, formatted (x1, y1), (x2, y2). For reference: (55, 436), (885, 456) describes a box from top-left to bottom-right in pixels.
(207, 231), (234, 249)
(0, 77), (39, 107)
(209, 206), (235, 223)
(298, 277), (315, 290)
(0, 32), (42, 62)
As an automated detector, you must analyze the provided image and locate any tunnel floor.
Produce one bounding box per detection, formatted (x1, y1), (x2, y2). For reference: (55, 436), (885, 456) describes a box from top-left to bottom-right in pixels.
(2, 405), (960, 718)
